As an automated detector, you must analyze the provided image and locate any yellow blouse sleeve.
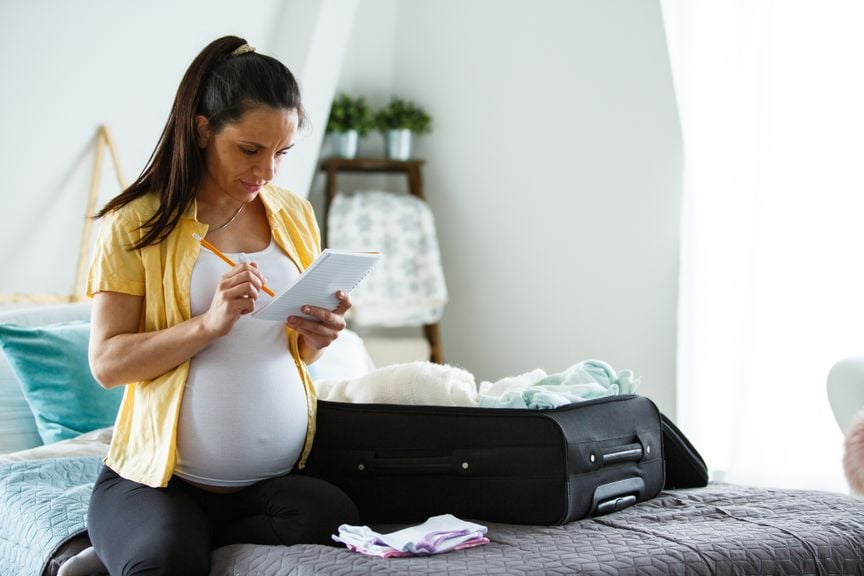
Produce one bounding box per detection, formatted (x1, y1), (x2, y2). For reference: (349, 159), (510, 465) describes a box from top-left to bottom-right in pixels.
(87, 209), (146, 297)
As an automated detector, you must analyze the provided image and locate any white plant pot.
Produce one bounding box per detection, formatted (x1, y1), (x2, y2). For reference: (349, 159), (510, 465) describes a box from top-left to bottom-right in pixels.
(385, 129), (413, 160)
(331, 130), (359, 158)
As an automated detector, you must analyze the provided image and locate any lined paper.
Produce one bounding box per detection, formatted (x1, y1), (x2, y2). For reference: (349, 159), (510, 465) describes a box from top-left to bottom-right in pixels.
(251, 249), (382, 322)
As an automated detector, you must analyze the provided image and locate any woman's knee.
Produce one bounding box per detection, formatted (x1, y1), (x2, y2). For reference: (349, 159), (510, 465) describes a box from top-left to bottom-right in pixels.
(280, 475), (358, 519)
(88, 466), (211, 576)
(258, 475), (360, 545)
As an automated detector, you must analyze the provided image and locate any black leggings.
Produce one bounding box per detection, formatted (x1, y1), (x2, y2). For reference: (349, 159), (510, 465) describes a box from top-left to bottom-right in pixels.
(87, 465), (359, 576)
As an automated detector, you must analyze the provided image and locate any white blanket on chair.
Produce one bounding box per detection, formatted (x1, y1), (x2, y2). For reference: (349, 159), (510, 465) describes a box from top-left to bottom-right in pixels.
(327, 190), (448, 326)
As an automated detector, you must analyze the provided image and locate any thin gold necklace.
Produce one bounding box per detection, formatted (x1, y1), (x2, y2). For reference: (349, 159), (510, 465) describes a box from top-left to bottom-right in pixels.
(207, 202), (246, 234)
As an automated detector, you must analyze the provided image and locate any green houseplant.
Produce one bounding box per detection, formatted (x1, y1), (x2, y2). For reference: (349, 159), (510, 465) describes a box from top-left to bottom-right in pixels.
(374, 97), (432, 160)
(326, 93), (375, 158)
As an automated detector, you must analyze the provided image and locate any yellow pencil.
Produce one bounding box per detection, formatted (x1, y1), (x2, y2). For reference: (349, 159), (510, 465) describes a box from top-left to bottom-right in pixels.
(192, 233), (276, 297)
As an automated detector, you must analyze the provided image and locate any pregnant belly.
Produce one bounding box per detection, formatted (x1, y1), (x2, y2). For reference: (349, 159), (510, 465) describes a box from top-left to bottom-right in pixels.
(174, 356), (309, 487)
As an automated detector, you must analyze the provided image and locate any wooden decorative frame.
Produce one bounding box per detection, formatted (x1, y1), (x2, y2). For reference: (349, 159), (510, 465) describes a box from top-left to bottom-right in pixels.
(0, 125), (127, 305)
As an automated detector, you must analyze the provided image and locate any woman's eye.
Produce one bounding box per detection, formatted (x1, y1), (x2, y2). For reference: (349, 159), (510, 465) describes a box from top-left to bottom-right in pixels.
(277, 149), (290, 157)
(240, 147), (257, 156)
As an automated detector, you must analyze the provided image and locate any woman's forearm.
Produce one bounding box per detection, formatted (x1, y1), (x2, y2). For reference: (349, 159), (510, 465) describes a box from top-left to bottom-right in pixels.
(89, 291), (226, 389)
(90, 315), (219, 388)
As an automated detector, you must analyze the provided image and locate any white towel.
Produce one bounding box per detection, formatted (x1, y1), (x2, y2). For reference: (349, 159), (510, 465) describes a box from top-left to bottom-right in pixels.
(327, 190), (448, 326)
(315, 361), (479, 407)
(477, 369), (548, 399)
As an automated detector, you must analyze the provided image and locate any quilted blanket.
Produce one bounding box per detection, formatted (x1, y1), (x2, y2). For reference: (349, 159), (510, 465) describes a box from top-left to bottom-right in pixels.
(208, 483), (864, 576)
(0, 457), (101, 576)
(3, 455), (864, 575)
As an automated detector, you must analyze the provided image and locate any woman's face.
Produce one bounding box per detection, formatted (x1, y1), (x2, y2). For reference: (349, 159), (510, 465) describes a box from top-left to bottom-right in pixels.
(196, 106), (299, 204)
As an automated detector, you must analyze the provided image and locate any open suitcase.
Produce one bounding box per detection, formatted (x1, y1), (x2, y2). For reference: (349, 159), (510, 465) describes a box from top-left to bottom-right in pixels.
(303, 394), (665, 525)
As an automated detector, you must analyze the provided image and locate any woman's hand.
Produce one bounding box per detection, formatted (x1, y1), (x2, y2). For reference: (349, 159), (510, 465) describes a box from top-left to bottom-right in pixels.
(289, 291), (352, 363)
(202, 263), (267, 336)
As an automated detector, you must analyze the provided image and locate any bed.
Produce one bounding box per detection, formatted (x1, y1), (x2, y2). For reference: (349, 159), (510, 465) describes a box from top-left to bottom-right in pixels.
(2, 303), (863, 576)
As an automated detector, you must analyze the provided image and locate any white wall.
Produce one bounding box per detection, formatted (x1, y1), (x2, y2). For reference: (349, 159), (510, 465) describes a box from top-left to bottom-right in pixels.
(311, 0), (400, 194)
(0, 0), (340, 296)
(2, 0), (682, 414)
(0, 0), (281, 294)
(331, 0), (682, 413)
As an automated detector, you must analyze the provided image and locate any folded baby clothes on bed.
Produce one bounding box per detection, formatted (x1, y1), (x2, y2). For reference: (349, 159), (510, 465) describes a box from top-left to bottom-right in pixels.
(327, 190), (448, 326)
(333, 514), (489, 557)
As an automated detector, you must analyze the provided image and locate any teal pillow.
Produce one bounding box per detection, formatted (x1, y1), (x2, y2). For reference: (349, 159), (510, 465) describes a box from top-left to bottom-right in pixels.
(0, 321), (123, 444)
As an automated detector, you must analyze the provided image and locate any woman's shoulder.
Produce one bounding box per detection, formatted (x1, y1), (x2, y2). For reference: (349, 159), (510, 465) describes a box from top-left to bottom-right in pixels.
(103, 193), (161, 225)
(260, 184), (313, 215)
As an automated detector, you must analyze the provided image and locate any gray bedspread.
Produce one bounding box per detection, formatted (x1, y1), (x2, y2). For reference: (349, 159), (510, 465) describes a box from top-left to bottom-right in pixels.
(1, 453), (863, 576)
(0, 457), (100, 576)
(209, 484), (864, 576)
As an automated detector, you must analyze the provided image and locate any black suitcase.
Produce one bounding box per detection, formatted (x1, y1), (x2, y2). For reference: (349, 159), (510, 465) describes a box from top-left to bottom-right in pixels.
(303, 394), (665, 525)
(661, 413), (709, 489)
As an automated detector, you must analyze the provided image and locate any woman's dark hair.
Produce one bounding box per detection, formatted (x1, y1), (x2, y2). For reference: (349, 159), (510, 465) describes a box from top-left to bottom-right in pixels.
(97, 35), (305, 249)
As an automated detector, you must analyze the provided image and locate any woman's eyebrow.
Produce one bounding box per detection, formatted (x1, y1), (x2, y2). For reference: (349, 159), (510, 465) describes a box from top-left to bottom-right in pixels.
(239, 140), (295, 151)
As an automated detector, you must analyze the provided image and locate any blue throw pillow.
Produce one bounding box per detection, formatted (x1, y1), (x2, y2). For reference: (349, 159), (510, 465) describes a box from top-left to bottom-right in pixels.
(0, 321), (123, 444)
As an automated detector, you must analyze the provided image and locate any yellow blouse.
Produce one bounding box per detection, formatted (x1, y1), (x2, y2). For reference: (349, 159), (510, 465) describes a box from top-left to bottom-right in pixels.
(87, 185), (321, 488)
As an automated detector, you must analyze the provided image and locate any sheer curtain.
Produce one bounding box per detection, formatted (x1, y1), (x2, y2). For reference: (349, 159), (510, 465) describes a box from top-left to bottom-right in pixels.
(662, 0), (864, 492)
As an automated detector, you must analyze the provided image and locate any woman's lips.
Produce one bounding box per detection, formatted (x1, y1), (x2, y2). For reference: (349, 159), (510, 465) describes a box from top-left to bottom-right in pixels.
(241, 182), (263, 193)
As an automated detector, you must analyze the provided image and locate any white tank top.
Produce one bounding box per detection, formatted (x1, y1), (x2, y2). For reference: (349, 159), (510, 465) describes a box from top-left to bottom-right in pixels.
(174, 240), (308, 487)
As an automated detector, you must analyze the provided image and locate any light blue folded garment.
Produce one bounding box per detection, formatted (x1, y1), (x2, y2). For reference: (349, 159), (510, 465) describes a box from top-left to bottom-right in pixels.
(479, 360), (639, 409)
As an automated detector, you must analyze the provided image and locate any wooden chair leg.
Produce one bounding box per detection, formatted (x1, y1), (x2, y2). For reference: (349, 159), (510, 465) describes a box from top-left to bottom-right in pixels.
(424, 323), (443, 364)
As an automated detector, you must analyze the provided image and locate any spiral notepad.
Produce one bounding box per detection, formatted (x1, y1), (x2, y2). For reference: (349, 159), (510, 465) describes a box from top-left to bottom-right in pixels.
(251, 249), (382, 322)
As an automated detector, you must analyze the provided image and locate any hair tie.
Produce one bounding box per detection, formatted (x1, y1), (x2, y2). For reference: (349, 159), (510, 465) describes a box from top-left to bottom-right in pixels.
(232, 44), (256, 57)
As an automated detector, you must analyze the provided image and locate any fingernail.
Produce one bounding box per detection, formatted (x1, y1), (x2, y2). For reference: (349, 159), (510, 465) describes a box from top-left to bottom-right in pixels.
(302, 306), (311, 314)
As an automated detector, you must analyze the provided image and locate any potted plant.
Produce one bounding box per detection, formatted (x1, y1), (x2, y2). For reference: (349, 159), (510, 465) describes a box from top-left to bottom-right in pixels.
(326, 93), (375, 158)
(374, 97), (432, 160)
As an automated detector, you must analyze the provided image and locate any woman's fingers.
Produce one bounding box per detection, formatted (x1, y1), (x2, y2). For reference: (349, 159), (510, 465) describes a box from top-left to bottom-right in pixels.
(224, 264), (265, 291)
(290, 305), (346, 330)
(288, 320), (339, 351)
(285, 291), (353, 351)
(293, 291), (351, 324)
(333, 290), (352, 315)
(288, 315), (341, 337)
(218, 266), (265, 299)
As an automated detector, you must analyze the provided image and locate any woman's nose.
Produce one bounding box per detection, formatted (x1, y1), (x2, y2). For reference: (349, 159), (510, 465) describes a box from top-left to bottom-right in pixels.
(254, 157), (276, 181)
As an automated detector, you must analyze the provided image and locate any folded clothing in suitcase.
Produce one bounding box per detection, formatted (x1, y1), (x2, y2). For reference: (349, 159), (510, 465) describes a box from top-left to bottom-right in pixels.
(303, 394), (665, 525)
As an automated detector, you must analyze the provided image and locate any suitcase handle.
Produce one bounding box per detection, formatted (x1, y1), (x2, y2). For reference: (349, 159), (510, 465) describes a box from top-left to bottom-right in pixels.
(591, 477), (645, 516)
(601, 442), (643, 465)
(367, 455), (453, 474)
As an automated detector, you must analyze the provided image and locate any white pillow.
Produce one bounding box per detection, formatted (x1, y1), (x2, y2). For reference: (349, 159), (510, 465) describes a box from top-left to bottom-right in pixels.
(310, 329), (375, 382)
